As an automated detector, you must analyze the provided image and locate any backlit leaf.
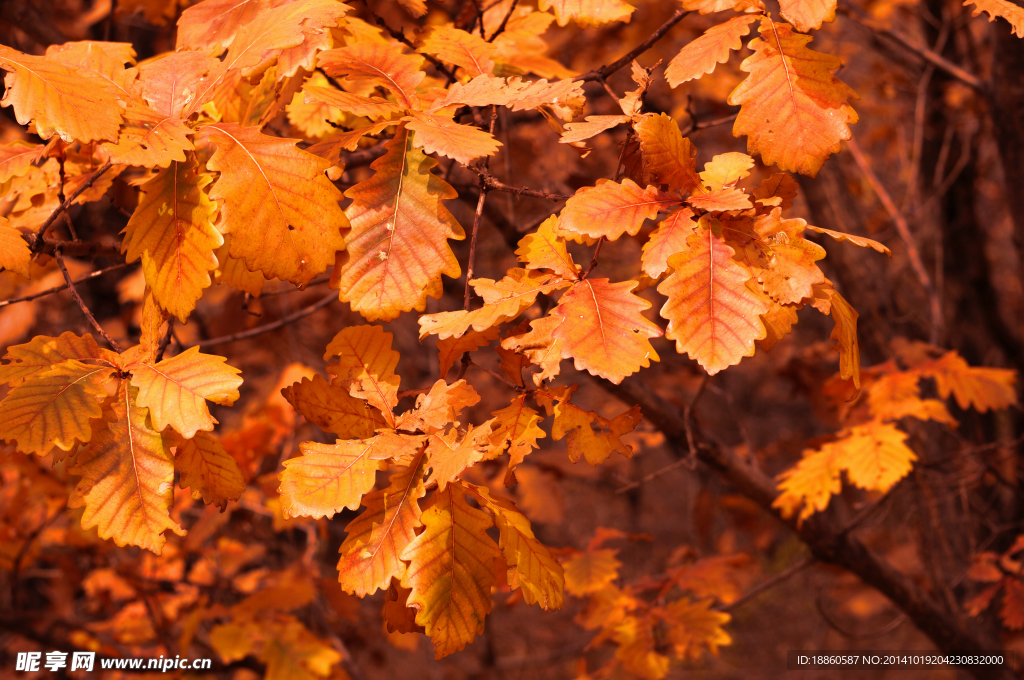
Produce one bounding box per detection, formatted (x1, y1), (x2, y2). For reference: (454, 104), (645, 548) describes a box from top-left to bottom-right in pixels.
(318, 43), (425, 109)
(323, 325), (401, 421)
(170, 430), (245, 510)
(634, 113), (700, 193)
(547, 392), (641, 465)
(515, 215), (580, 281)
(0, 217), (30, 278)
(538, 0), (635, 27)
(139, 50), (222, 118)
(559, 179), (679, 243)
(501, 316), (565, 386)
(424, 424), (491, 490)
(401, 483), (500, 658)
(437, 327), (500, 378)
(663, 598), (732, 659)
(488, 394), (546, 472)
(202, 123), (349, 286)
(919, 352), (1018, 412)
(281, 374), (388, 439)
(397, 379), (481, 433)
(279, 437), (385, 518)
(964, 0), (1024, 37)
(805, 225), (891, 254)
(69, 384), (185, 553)
(128, 345), (243, 439)
(823, 287), (860, 390)
(563, 548), (621, 595)
(301, 85), (404, 119)
(551, 278), (662, 384)
(0, 141), (43, 183)
(335, 127), (465, 321)
(0, 332), (112, 387)
(559, 114), (631, 144)
(420, 25), (496, 77)
(727, 17), (858, 176)
(403, 111), (502, 166)
(666, 15), (757, 87)
(641, 207), (696, 278)
(752, 209), (826, 304)
(699, 152), (754, 190)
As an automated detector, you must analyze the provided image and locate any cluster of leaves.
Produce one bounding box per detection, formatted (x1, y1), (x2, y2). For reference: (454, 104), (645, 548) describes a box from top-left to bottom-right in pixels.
(774, 340), (1017, 523)
(966, 533), (1024, 630)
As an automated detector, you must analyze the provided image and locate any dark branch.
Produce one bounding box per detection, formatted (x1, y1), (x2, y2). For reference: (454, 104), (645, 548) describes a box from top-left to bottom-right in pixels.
(32, 161), (113, 245)
(54, 247), (123, 352)
(0, 262), (133, 309)
(196, 292), (337, 349)
(577, 8), (690, 83)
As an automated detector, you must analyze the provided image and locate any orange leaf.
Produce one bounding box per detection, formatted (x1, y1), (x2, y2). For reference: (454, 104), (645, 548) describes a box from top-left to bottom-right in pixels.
(538, 0), (635, 27)
(128, 346), (243, 439)
(336, 126), (465, 321)
(323, 325), (401, 422)
(337, 448), (427, 597)
(403, 112), (502, 165)
(400, 483), (501, 658)
(397, 379), (481, 433)
(780, 0), (837, 32)
(687, 187), (753, 212)
(919, 351), (1018, 412)
(546, 390), (642, 465)
(501, 316), (565, 387)
(634, 113), (701, 193)
(641, 207), (697, 278)
(0, 46), (124, 143)
(559, 179), (680, 243)
(1000, 579), (1024, 629)
(552, 278), (662, 384)
(0, 140), (43, 183)
(202, 123), (349, 286)
(752, 209), (826, 304)
(662, 598), (732, 659)
(0, 217), (30, 278)
(430, 74), (532, 109)
(758, 299), (799, 351)
(964, 0), (1024, 37)
(122, 159), (222, 322)
(658, 221), (769, 374)
(823, 287), (860, 390)
(515, 215), (580, 281)
(488, 394), (546, 472)
(666, 15), (757, 87)
(69, 384), (185, 553)
(175, 0), (262, 50)
(699, 152), (755, 190)
(301, 84), (404, 119)
(318, 43), (425, 109)
(420, 25), (496, 77)
(680, 0), (766, 14)
(563, 548), (621, 595)
(138, 50), (221, 118)
(805, 225), (891, 254)
(840, 421), (917, 493)
(437, 327), (500, 379)
(279, 437), (387, 519)
(559, 114), (631, 144)
(0, 332), (114, 387)
(753, 173), (799, 210)
(169, 430), (245, 510)
(727, 17), (858, 176)
(425, 423), (492, 490)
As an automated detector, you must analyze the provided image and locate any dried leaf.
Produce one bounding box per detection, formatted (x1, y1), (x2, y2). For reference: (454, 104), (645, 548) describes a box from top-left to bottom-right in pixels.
(666, 15), (758, 87)
(279, 437), (386, 518)
(559, 179), (680, 243)
(634, 113), (700, 193)
(515, 215), (580, 281)
(323, 325), (401, 420)
(170, 430), (245, 510)
(403, 112), (502, 165)
(281, 374), (388, 439)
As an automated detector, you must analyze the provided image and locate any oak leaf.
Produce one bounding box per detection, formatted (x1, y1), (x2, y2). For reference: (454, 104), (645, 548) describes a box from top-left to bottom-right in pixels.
(728, 18), (858, 176)
(699, 152), (755, 190)
(281, 374), (388, 439)
(823, 287), (860, 389)
(0, 332), (113, 387)
(634, 113), (700, 193)
(538, 0), (635, 27)
(0, 141), (43, 183)
(69, 384), (185, 553)
(138, 50), (222, 118)
(175, 0), (263, 51)
(128, 345), (243, 439)
(559, 179), (680, 243)
(753, 173), (799, 210)
(662, 598), (732, 659)
(437, 327), (500, 378)
(550, 397), (642, 465)
(336, 127), (465, 321)
(687, 188), (753, 212)
(752, 209), (826, 304)
(202, 123), (348, 285)
(401, 483), (501, 658)
(563, 548), (621, 595)
(337, 449), (427, 596)
(805, 225), (890, 254)
(552, 278), (662, 383)
(318, 43), (425, 109)
(397, 379), (481, 433)
(779, 0), (837, 32)
(919, 352), (1018, 412)
(430, 74), (532, 109)
(122, 159), (222, 322)
(666, 15), (758, 87)
(402, 112), (502, 166)
(488, 394), (547, 472)
(641, 207), (697, 278)
(515, 215), (580, 281)
(0, 217), (30, 278)
(963, 0), (1024, 37)
(279, 437), (386, 518)
(658, 222), (769, 374)
(559, 115), (631, 144)
(424, 424), (492, 490)
(501, 315), (565, 386)
(301, 84), (404, 119)
(323, 325), (401, 421)
(758, 300), (799, 351)
(169, 430), (245, 510)
(420, 25), (496, 77)
(840, 421), (917, 492)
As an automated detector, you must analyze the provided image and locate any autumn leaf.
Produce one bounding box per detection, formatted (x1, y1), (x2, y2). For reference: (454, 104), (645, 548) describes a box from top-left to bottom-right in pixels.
(0, 140), (43, 184)
(122, 159), (222, 322)
(559, 179), (680, 243)
(175, 0), (263, 50)
(963, 0), (1024, 37)
(138, 50), (221, 118)
(805, 225), (891, 254)
(0, 332), (114, 387)
(549, 395), (642, 465)
(666, 15), (758, 87)
(69, 384), (185, 553)
(0, 358), (116, 456)
(431, 74), (532, 110)
(337, 449), (427, 596)
(169, 430), (245, 510)
(753, 173), (799, 210)
(202, 123), (349, 286)
(515, 215), (580, 281)
(501, 316), (565, 387)
(301, 84), (404, 119)
(538, 0), (635, 27)
(919, 351), (1018, 412)
(397, 379), (481, 433)
(318, 43), (425, 109)
(658, 221), (769, 374)
(437, 327), (500, 378)
(778, 0), (837, 32)
(401, 483), (501, 658)
(282, 374), (388, 439)
(563, 548), (621, 595)
(772, 441), (841, 522)
(279, 437), (385, 518)
(752, 209), (826, 304)
(662, 598), (732, 659)
(823, 287), (861, 390)
(560, 115), (631, 144)
(128, 345), (243, 439)
(728, 17), (858, 176)
(420, 25), (496, 77)
(758, 300), (799, 351)
(699, 152), (755, 190)
(0, 216), (30, 278)
(634, 113), (701, 193)
(687, 187), (753, 212)
(0, 46), (124, 143)
(641, 207), (696, 278)
(335, 126), (465, 321)
(323, 325), (401, 421)
(424, 424), (491, 490)
(402, 112), (502, 166)
(551, 278), (662, 384)
(488, 394), (546, 472)
(466, 483), (564, 609)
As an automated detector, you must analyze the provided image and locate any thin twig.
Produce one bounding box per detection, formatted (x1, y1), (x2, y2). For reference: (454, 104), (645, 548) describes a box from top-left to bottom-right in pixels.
(465, 177), (488, 309)
(487, 0), (518, 42)
(54, 247), (123, 352)
(719, 556), (815, 612)
(467, 359), (521, 390)
(578, 8), (690, 82)
(616, 457), (692, 494)
(34, 161), (113, 244)
(846, 137), (941, 344)
(684, 373), (709, 469)
(582, 237), (605, 279)
(474, 169), (573, 200)
(0, 262), (133, 309)
(197, 292), (337, 348)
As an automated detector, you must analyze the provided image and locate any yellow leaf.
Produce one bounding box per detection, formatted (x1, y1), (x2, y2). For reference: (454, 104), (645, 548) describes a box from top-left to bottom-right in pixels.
(465, 483), (564, 609)
(488, 394), (546, 472)
(0, 216), (30, 278)
(0, 359), (116, 456)
(559, 178), (680, 243)
(840, 421), (917, 493)
(662, 597), (732, 659)
(500, 316), (565, 387)
(437, 327), (500, 378)
(401, 483), (501, 659)
(170, 430), (245, 510)
(287, 74), (349, 139)
(122, 159), (222, 322)
(550, 397), (641, 465)
(69, 384), (185, 553)
(919, 351), (1018, 412)
(559, 114), (631, 144)
(128, 345), (243, 439)
(563, 548), (621, 595)
(425, 424), (492, 490)
(824, 287), (861, 390)
(611, 615), (670, 679)
(658, 221), (769, 374)
(0, 46), (124, 142)
(0, 332), (114, 387)
(641, 207), (697, 278)
(103, 100), (195, 169)
(318, 43), (425, 109)
(214, 237), (266, 297)
(324, 325), (401, 422)
(963, 0), (1024, 37)
(279, 437), (385, 519)
(772, 442), (840, 522)
(397, 379), (481, 433)
(203, 123), (349, 286)
(666, 15), (758, 87)
(805, 224), (891, 254)
(780, 0), (837, 32)
(867, 370), (956, 425)
(515, 215), (580, 281)
(420, 25), (496, 77)
(336, 126), (464, 321)
(337, 449), (426, 596)
(281, 374), (388, 439)
(699, 152), (755, 190)
(403, 112), (502, 166)
(261, 616), (342, 680)
(538, 0), (635, 27)
(0, 140), (43, 184)
(634, 113), (700, 193)
(301, 84), (404, 119)
(727, 17), (858, 176)
(552, 278), (662, 384)
(417, 269), (567, 340)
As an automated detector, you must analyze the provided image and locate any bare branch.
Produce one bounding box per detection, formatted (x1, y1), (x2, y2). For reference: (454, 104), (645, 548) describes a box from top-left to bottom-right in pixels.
(33, 161), (113, 245)
(196, 292), (337, 349)
(54, 247), (123, 352)
(578, 8), (690, 82)
(0, 262), (133, 309)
